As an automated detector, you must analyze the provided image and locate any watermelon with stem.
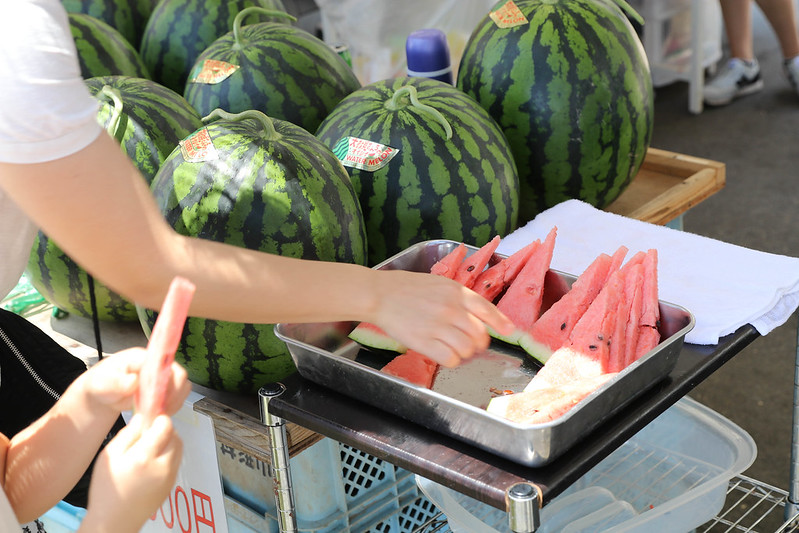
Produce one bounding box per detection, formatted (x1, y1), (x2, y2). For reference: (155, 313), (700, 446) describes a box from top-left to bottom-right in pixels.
(184, 7), (361, 134)
(26, 76), (203, 322)
(69, 13), (150, 79)
(140, 0), (288, 93)
(144, 109), (367, 393)
(316, 77), (519, 266)
(457, 0), (653, 224)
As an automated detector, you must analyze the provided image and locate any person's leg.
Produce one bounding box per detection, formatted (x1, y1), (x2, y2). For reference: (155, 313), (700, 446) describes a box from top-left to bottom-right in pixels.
(723, 0), (756, 60)
(753, 0), (799, 58)
(705, 0), (764, 105)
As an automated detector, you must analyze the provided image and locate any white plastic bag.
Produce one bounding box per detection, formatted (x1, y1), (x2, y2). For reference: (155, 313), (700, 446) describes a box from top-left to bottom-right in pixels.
(316, 0), (497, 84)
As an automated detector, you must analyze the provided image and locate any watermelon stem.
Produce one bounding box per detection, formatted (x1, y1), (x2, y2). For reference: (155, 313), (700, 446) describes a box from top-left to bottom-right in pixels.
(99, 86), (128, 144)
(385, 85), (453, 140)
(609, 0), (644, 27)
(202, 108), (282, 141)
(232, 7), (297, 48)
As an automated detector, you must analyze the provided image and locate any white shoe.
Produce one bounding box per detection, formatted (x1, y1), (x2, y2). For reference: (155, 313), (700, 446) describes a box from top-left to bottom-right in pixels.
(704, 58), (764, 106)
(783, 55), (799, 96)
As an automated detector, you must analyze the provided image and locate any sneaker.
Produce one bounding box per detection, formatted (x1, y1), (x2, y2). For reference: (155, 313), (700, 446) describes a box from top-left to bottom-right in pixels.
(783, 55), (799, 95)
(704, 58), (764, 106)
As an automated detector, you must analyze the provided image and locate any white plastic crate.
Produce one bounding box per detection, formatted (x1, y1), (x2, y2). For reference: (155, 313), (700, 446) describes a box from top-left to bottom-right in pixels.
(417, 396), (757, 533)
(220, 437), (442, 532)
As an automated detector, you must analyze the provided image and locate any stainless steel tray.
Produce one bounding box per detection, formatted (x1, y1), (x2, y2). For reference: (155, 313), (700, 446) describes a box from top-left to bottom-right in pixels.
(275, 240), (695, 467)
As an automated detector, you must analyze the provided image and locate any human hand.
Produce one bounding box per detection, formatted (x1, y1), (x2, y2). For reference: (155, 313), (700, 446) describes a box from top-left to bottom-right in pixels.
(80, 414), (183, 533)
(82, 347), (191, 416)
(370, 270), (515, 367)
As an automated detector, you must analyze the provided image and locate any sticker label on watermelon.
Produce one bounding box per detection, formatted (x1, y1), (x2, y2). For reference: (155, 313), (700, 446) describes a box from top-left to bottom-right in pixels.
(189, 59), (240, 84)
(332, 136), (399, 172)
(180, 128), (219, 162)
(490, 0), (528, 28)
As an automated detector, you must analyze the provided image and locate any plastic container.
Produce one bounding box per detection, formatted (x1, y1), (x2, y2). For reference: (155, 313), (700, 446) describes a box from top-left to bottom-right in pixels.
(220, 437), (441, 532)
(38, 501), (87, 533)
(417, 396), (757, 533)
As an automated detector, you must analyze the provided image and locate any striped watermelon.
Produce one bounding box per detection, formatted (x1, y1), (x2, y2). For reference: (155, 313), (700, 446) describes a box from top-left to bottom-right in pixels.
(25, 76), (204, 322)
(456, 0), (653, 224)
(184, 7), (361, 134)
(145, 109), (367, 393)
(69, 13), (150, 79)
(62, 0), (157, 47)
(316, 77), (519, 266)
(140, 0), (288, 93)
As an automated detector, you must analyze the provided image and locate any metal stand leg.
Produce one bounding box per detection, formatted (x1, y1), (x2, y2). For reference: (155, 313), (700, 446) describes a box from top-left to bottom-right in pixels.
(786, 322), (799, 523)
(506, 482), (541, 532)
(259, 383), (298, 533)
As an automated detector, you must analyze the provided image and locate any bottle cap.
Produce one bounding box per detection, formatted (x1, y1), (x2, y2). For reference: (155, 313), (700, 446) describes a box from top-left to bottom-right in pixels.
(405, 28), (453, 84)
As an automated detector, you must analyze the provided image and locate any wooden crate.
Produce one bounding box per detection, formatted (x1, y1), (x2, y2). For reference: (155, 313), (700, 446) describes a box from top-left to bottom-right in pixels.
(605, 147), (725, 225)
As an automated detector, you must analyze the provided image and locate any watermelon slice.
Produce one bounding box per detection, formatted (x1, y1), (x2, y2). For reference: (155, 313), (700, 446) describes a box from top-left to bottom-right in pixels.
(472, 239), (540, 303)
(487, 373), (616, 424)
(607, 263), (643, 372)
(520, 250), (617, 364)
(453, 235), (501, 289)
(494, 227), (557, 344)
(381, 349), (439, 388)
(622, 263), (644, 369)
(136, 276), (196, 424)
(430, 242), (468, 279)
(349, 321), (407, 353)
(634, 249), (661, 361)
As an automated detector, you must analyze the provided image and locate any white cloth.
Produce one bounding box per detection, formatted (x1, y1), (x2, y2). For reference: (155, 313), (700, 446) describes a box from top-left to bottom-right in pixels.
(0, 487), (20, 531)
(497, 200), (799, 345)
(0, 0), (101, 299)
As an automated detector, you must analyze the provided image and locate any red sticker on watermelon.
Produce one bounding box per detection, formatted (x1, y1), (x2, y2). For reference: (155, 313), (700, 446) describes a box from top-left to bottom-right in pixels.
(135, 276), (196, 424)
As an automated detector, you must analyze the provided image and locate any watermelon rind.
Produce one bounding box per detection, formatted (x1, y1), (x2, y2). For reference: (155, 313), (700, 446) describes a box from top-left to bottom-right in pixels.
(145, 109), (367, 392)
(348, 322), (407, 354)
(69, 13), (151, 79)
(457, 0), (654, 224)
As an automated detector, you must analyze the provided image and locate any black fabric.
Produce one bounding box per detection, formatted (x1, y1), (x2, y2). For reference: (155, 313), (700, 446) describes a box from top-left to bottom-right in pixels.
(0, 308), (125, 509)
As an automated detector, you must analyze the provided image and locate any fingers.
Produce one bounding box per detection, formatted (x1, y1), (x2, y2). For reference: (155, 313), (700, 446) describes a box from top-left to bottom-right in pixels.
(162, 363), (191, 416)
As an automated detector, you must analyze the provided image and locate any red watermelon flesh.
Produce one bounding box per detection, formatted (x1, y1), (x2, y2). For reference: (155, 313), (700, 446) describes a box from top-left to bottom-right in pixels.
(520, 251), (615, 364)
(634, 249), (661, 360)
(430, 242), (468, 279)
(488, 373), (616, 424)
(496, 227), (557, 337)
(453, 235), (501, 289)
(381, 349), (439, 388)
(607, 245), (630, 279)
(608, 263), (644, 372)
(622, 263), (645, 369)
(349, 321), (407, 353)
(473, 238), (540, 302)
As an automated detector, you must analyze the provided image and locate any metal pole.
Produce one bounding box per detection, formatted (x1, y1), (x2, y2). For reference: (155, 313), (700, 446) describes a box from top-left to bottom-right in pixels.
(786, 321), (799, 523)
(259, 383), (298, 533)
(506, 482), (540, 532)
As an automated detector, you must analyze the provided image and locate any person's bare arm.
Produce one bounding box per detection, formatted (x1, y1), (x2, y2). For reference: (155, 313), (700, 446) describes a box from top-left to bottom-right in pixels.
(0, 132), (513, 366)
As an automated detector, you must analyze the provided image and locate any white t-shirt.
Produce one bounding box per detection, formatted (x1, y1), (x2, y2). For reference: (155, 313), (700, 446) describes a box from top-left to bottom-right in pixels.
(0, 0), (102, 300)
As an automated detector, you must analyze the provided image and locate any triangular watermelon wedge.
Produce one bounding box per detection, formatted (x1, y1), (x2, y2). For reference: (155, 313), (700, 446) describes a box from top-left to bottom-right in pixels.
(453, 235), (501, 289)
(488, 373), (616, 424)
(519, 250), (617, 364)
(607, 262), (643, 373)
(349, 322), (407, 353)
(493, 226), (557, 344)
(381, 349), (439, 388)
(430, 242), (468, 279)
(472, 239), (541, 303)
(633, 248), (661, 361)
(622, 263), (644, 369)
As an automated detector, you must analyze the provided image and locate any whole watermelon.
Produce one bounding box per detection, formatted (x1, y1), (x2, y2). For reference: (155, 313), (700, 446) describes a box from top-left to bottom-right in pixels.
(316, 77), (519, 266)
(61, 0), (157, 47)
(145, 109), (367, 393)
(140, 0), (288, 93)
(69, 13), (150, 79)
(26, 76), (204, 322)
(184, 7), (361, 134)
(457, 0), (654, 223)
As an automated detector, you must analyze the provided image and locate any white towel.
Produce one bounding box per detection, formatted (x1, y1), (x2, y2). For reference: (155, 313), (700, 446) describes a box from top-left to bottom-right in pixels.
(496, 200), (799, 345)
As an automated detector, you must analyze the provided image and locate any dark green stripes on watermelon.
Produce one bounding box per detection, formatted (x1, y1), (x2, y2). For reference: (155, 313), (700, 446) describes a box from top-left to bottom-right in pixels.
(140, 0), (288, 93)
(146, 110), (366, 392)
(62, 0), (155, 48)
(316, 77), (519, 266)
(457, 0), (653, 224)
(69, 13), (150, 79)
(86, 76), (205, 183)
(184, 11), (360, 134)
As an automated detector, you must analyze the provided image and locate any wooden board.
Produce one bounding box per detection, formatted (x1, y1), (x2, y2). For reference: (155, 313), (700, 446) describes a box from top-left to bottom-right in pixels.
(605, 147), (725, 225)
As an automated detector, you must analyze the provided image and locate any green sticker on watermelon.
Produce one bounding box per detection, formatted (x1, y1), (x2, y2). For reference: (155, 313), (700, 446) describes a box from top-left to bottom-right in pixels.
(332, 136), (399, 172)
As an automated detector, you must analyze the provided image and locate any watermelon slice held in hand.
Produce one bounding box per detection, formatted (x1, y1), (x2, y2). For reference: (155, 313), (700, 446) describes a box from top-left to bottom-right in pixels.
(135, 276), (196, 424)
(349, 321), (407, 353)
